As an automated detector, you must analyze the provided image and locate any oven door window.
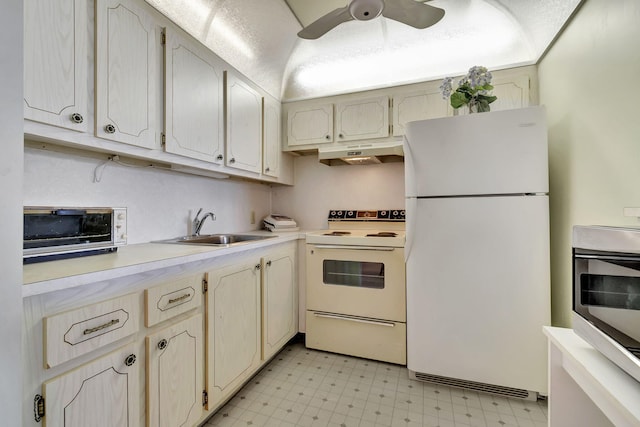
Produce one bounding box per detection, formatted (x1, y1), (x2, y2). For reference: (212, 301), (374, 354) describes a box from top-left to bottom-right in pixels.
(323, 260), (385, 289)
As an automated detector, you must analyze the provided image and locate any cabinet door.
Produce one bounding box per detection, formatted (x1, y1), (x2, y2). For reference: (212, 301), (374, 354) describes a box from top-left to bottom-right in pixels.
(335, 96), (389, 142)
(490, 74), (531, 112)
(286, 103), (334, 147)
(262, 98), (281, 178)
(205, 260), (261, 408)
(42, 343), (140, 427)
(95, 0), (157, 148)
(392, 87), (449, 136)
(262, 244), (297, 360)
(146, 314), (203, 427)
(164, 27), (225, 164)
(225, 73), (263, 173)
(24, 0), (87, 132)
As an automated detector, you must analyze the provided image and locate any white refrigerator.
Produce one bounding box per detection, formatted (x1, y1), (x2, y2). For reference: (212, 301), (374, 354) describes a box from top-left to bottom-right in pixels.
(404, 106), (551, 397)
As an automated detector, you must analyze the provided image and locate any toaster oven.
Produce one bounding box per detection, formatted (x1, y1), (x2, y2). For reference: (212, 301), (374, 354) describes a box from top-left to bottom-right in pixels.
(23, 207), (127, 263)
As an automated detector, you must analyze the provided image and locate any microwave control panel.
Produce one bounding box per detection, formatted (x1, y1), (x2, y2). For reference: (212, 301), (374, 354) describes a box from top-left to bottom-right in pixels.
(113, 207), (128, 245)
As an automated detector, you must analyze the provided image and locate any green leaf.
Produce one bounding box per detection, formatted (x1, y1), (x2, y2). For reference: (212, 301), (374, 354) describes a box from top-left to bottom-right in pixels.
(477, 99), (490, 112)
(450, 92), (468, 109)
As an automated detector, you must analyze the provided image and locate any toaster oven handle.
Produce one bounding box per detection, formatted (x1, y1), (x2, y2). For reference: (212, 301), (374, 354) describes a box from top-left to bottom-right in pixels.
(53, 209), (87, 216)
(310, 244), (396, 251)
(574, 254), (640, 262)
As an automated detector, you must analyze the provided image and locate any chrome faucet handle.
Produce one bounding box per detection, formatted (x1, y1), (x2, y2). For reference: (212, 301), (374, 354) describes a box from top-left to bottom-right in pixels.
(192, 208), (215, 235)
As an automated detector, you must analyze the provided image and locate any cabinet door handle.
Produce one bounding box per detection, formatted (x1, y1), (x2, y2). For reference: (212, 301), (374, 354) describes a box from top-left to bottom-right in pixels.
(229, 158), (236, 164)
(265, 167), (270, 172)
(70, 112), (84, 123)
(124, 353), (137, 366)
(325, 135), (330, 140)
(216, 154), (223, 161)
(266, 260), (272, 267)
(83, 318), (120, 335)
(168, 293), (191, 304)
(255, 264), (261, 271)
(157, 339), (168, 350)
(104, 124), (116, 134)
(339, 133), (344, 138)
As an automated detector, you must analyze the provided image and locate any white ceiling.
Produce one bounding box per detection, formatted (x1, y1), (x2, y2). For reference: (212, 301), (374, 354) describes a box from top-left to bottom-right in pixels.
(145, 0), (583, 102)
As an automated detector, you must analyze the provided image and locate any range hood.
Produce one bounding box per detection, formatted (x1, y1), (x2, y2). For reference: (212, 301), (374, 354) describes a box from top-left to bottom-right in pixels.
(318, 141), (404, 166)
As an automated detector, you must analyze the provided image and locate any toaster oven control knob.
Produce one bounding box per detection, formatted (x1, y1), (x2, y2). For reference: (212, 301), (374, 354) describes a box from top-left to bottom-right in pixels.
(117, 213), (125, 220)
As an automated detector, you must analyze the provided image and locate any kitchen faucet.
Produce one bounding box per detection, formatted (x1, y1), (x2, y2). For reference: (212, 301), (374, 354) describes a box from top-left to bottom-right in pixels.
(192, 208), (216, 235)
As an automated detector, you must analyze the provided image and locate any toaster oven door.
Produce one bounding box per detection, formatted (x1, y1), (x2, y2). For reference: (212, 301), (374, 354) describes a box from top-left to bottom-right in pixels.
(574, 250), (640, 352)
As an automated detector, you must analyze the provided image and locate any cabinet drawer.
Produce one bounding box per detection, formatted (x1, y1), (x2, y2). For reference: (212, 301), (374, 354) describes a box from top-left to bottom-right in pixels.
(43, 293), (139, 369)
(145, 274), (203, 327)
(306, 311), (406, 365)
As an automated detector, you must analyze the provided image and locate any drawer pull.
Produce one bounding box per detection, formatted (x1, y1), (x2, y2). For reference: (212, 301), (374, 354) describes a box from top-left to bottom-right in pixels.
(313, 312), (395, 327)
(168, 293), (191, 304)
(83, 318), (120, 335)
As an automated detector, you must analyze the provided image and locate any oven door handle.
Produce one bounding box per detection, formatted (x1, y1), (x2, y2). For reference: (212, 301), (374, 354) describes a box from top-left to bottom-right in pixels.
(313, 312), (396, 327)
(309, 244), (396, 251)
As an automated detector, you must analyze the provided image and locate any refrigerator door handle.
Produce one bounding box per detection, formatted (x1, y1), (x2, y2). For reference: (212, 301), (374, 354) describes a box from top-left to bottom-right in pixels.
(404, 197), (417, 262)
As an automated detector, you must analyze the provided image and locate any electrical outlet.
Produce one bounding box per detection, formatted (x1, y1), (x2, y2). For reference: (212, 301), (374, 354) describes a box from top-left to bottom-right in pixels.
(250, 210), (255, 224)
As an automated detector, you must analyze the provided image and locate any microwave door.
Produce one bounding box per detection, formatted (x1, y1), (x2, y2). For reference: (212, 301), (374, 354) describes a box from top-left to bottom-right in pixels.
(576, 255), (640, 345)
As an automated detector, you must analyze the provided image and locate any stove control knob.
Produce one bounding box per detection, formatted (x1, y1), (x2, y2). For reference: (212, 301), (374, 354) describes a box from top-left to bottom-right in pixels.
(337, 211), (343, 217)
(346, 211), (355, 217)
(392, 210), (399, 216)
(380, 210), (387, 217)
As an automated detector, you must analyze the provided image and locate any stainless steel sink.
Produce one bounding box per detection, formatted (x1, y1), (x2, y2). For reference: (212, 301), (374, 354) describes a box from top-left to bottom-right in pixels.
(157, 233), (276, 246)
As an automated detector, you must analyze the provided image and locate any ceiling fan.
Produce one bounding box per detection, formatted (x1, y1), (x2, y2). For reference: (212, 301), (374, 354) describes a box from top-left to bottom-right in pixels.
(297, 0), (445, 40)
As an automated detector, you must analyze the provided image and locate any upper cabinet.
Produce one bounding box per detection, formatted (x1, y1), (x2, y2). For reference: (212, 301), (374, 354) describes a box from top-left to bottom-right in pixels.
(335, 96), (389, 142)
(392, 82), (450, 136)
(95, 0), (158, 149)
(489, 74), (531, 112)
(225, 72), (263, 174)
(263, 98), (281, 178)
(24, 0), (88, 132)
(286, 103), (334, 147)
(164, 27), (225, 164)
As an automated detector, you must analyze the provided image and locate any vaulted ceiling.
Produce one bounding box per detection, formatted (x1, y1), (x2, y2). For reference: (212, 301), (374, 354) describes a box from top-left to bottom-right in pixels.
(145, 0), (583, 101)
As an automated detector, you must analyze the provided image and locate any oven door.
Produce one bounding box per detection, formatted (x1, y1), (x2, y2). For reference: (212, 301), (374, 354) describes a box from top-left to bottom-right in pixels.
(574, 250), (640, 351)
(306, 244), (405, 322)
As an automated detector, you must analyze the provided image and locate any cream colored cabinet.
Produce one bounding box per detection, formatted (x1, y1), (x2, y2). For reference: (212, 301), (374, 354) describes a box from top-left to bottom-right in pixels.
(262, 98), (281, 178)
(41, 342), (140, 427)
(24, 0), (88, 132)
(205, 259), (261, 408)
(335, 96), (390, 142)
(146, 314), (203, 427)
(225, 72), (263, 173)
(95, 0), (158, 149)
(43, 293), (139, 369)
(392, 84), (450, 136)
(490, 74), (531, 112)
(261, 243), (297, 361)
(286, 103), (334, 147)
(144, 273), (203, 328)
(164, 27), (225, 164)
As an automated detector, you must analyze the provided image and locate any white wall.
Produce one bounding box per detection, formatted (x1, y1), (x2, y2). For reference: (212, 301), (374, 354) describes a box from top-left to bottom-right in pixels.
(24, 146), (273, 242)
(539, 0), (640, 326)
(271, 154), (405, 229)
(0, 0), (23, 424)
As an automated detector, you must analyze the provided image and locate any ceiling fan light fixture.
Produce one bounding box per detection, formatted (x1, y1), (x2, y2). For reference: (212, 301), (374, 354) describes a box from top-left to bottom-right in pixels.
(349, 0), (385, 21)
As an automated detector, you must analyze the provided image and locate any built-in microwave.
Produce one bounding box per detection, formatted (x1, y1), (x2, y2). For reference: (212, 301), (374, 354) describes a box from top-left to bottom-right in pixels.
(23, 207), (127, 263)
(573, 225), (640, 383)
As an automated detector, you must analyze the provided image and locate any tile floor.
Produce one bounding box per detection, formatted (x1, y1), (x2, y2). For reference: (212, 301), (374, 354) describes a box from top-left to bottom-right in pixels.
(202, 340), (548, 427)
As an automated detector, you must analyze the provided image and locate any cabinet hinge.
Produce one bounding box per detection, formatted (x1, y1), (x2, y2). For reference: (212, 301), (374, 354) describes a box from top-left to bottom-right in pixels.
(202, 390), (208, 406)
(34, 394), (45, 422)
(389, 124), (393, 135)
(389, 98), (393, 108)
(161, 132), (166, 146)
(202, 277), (208, 293)
(161, 31), (166, 45)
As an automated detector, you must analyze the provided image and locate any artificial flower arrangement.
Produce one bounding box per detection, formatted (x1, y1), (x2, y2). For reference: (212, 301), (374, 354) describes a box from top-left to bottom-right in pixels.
(440, 66), (497, 113)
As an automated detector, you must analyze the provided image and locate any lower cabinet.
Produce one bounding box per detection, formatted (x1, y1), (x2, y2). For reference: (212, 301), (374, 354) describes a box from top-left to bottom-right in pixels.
(41, 342), (140, 427)
(205, 259), (262, 409)
(262, 243), (297, 360)
(146, 314), (203, 427)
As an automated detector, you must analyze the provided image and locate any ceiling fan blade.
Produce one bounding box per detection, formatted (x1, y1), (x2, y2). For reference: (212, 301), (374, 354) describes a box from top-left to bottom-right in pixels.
(382, 0), (445, 29)
(297, 7), (354, 39)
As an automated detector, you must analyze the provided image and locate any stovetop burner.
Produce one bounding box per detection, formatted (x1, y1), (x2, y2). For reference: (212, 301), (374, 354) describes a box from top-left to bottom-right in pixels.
(323, 231), (352, 236)
(365, 232), (398, 237)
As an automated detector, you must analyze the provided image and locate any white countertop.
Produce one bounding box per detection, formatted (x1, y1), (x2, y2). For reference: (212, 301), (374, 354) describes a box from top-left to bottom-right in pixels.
(23, 231), (305, 297)
(544, 326), (640, 426)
